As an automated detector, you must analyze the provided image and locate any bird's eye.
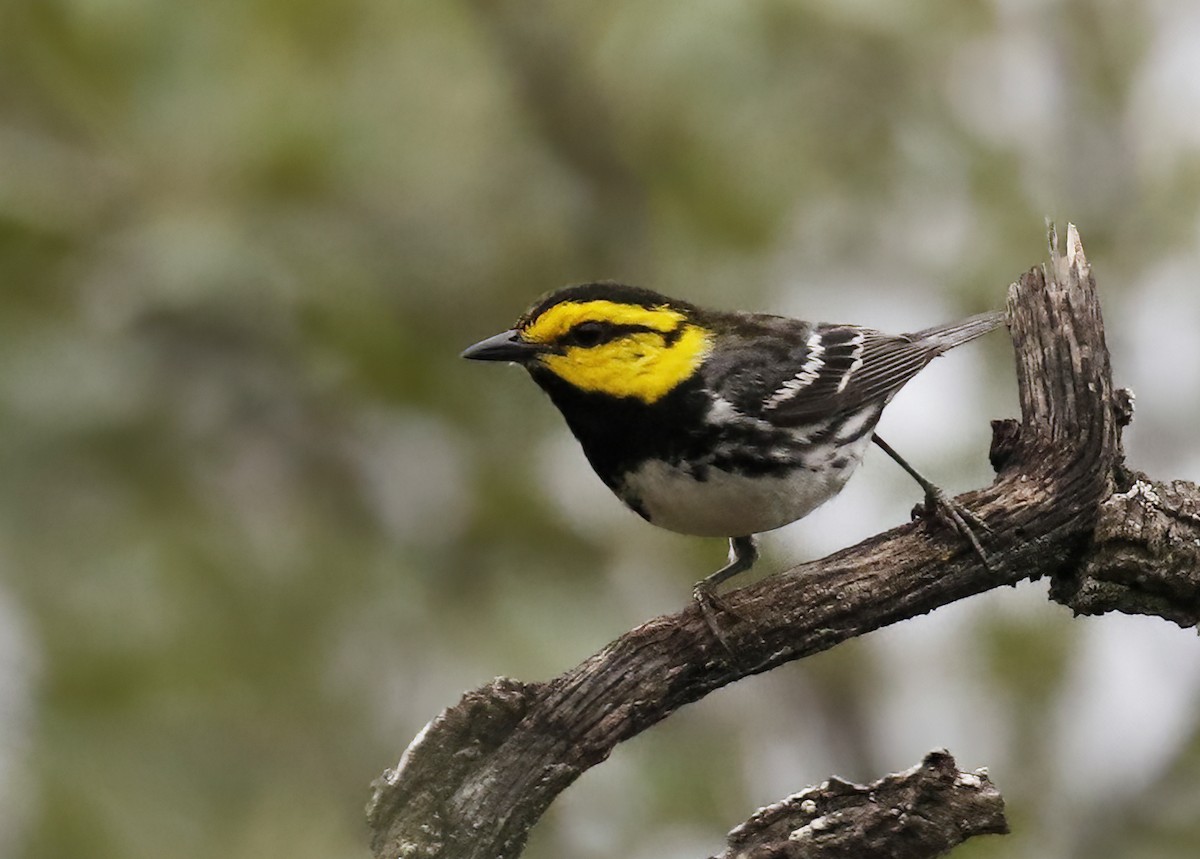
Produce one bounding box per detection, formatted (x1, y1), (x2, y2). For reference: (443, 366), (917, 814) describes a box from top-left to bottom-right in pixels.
(568, 321), (607, 348)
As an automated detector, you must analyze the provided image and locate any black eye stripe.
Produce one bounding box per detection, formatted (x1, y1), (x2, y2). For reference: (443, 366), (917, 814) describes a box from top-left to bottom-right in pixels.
(660, 322), (687, 346)
(563, 322), (674, 347)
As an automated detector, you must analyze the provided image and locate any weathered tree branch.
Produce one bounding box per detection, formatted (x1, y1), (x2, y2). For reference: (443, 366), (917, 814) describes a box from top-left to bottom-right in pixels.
(714, 750), (1007, 859)
(1053, 475), (1200, 624)
(368, 226), (1199, 858)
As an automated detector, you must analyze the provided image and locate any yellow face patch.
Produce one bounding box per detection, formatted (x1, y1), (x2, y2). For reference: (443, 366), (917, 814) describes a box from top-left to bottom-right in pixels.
(522, 300), (684, 343)
(523, 301), (712, 403)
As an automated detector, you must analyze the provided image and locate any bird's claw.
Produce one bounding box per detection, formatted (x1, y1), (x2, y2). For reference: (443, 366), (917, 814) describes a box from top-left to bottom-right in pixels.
(920, 487), (993, 568)
(692, 586), (744, 654)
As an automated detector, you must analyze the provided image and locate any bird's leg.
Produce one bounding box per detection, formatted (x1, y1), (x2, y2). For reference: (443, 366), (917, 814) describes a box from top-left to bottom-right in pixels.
(871, 434), (992, 566)
(692, 535), (758, 645)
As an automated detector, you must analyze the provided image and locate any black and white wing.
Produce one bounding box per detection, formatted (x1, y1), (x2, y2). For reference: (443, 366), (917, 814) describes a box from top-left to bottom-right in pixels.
(760, 311), (1004, 425)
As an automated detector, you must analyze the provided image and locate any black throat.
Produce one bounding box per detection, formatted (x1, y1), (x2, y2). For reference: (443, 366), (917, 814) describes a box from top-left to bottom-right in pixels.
(528, 367), (713, 489)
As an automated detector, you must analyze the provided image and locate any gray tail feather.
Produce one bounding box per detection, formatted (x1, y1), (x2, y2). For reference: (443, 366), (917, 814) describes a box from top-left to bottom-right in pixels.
(909, 310), (1007, 352)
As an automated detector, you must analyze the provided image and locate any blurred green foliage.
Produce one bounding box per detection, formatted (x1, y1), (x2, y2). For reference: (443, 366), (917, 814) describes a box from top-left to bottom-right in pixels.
(2, 1), (1199, 858)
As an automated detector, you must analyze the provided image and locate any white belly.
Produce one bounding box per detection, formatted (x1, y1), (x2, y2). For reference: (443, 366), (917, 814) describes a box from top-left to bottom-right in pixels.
(618, 440), (869, 537)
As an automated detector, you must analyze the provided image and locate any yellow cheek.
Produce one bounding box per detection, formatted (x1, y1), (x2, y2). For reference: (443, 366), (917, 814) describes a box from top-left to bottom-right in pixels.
(538, 326), (711, 403)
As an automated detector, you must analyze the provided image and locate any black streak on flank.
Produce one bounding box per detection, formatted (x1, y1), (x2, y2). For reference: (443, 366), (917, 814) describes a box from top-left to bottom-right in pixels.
(624, 494), (651, 522)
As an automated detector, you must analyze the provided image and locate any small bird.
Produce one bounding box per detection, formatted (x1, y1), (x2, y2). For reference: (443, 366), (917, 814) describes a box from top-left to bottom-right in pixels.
(463, 282), (1003, 629)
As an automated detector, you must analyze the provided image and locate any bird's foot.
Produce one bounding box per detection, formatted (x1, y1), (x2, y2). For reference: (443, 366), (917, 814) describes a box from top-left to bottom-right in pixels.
(919, 487), (993, 568)
(692, 584), (745, 654)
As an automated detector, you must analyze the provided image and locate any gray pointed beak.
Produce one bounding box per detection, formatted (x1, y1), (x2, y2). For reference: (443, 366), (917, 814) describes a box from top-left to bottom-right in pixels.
(461, 329), (545, 363)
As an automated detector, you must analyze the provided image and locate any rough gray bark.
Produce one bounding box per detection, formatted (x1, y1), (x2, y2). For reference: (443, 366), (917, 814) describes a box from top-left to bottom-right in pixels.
(367, 225), (1199, 859)
(714, 750), (1007, 859)
(1053, 476), (1200, 624)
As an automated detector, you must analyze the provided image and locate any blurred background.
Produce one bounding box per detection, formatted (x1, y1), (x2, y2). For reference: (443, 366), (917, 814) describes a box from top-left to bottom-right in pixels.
(2, 1), (1200, 857)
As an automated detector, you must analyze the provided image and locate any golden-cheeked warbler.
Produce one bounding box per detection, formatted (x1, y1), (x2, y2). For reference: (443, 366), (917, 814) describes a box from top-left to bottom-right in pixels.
(463, 283), (1004, 628)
